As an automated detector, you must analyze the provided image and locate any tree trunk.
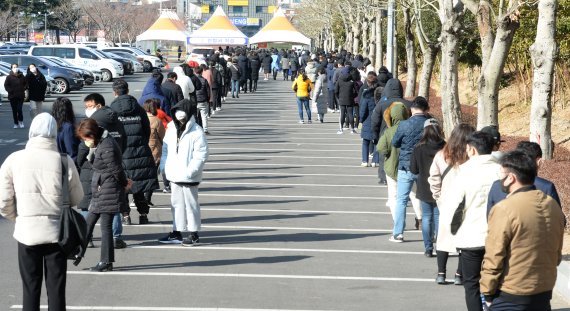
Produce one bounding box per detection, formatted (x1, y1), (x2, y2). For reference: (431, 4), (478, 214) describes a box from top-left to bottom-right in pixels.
(352, 22), (360, 54)
(376, 13), (383, 68)
(439, 0), (464, 137)
(476, 15), (520, 128)
(369, 19), (376, 69)
(404, 8), (417, 98)
(418, 44), (440, 100)
(529, 0), (557, 159)
(362, 19), (369, 56)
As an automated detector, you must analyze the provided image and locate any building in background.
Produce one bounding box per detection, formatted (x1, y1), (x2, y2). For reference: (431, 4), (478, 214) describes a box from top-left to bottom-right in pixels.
(177, 0), (295, 38)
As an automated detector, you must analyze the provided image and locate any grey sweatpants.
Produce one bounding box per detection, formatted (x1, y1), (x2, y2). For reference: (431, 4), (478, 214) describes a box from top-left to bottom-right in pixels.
(197, 102), (208, 131)
(170, 183), (201, 232)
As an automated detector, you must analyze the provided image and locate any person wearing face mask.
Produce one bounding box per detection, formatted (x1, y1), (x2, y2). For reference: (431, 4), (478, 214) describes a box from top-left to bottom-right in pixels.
(4, 63), (28, 128)
(480, 150), (564, 311)
(0, 113), (83, 311)
(110, 79), (158, 226)
(444, 131), (501, 311)
(77, 118), (132, 272)
(78, 93), (127, 249)
(26, 63), (47, 120)
(158, 99), (208, 245)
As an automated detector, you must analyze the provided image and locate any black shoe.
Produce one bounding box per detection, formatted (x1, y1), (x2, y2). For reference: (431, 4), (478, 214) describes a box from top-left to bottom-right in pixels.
(424, 250), (434, 258)
(90, 262), (113, 272)
(147, 201), (154, 207)
(454, 274), (464, 285)
(88, 239), (95, 248)
(139, 215), (149, 225)
(163, 187), (171, 193)
(158, 231), (183, 244)
(114, 238), (127, 249)
(415, 218), (421, 230)
(232, 95), (235, 98)
(122, 215), (132, 225)
(182, 232), (200, 246)
(236, 95), (239, 98)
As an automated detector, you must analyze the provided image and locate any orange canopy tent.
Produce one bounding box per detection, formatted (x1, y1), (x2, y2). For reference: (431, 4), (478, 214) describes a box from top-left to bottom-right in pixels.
(249, 8), (310, 46)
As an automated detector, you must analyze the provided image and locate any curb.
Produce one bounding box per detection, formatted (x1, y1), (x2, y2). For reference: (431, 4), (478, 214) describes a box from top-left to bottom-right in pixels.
(556, 260), (570, 304)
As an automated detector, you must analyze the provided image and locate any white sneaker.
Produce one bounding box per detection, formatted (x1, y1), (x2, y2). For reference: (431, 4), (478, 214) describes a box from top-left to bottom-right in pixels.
(19, 121), (24, 128)
(371, 163), (379, 167)
(298, 120), (304, 124)
(351, 129), (357, 134)
(361, 162), (370, 167)
(222, 97), (226, 102)
(389, 234), (404, 243)
(13, 124), (18, 129)
(264, 78), (268, 81)
(216, 108), (221, 111)
(327, 108), (334, 113)
(211, 110), (216, 115)
(129, 201), (135, 208)
(336, 129), (343, 134)
(307, 120), (312, 124)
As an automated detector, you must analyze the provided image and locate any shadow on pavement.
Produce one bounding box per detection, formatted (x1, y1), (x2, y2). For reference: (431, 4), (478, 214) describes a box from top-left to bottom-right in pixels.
(205, 232), (385, 245)
(113, 255), (312, 271)
(202, 213), (328, 224)
(203, 175), (301, 181)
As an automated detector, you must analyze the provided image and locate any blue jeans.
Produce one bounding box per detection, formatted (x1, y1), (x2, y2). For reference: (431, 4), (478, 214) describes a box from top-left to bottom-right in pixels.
(112, 213), (122, 238)
(393, 169), (417, 237)
(296, 97), (311, 121)
(231, 80), (240, 96)
(420, 201), (439, 251)
(362, 139), (380, 163)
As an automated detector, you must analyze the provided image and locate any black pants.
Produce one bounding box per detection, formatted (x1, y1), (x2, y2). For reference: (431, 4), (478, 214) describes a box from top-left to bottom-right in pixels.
(273, 69), (278, 80)
(339, 105), (354, 129)
(250, 79), (258, 92)
(461, 249), (485, 311)
(128, 191), (150, 215)
(211, 88), (219, 111)
(86, 212), (114, 263)
(328, 89), (337, 110)
(377, 155), (387, 182)
(291, 70), (298, 80)
(489, 297), (551, 311)
(18, 242), (66, 311)
(10, 98), (24, 124)
(436, 250), (462, 275)
(283, 70), (289, 80)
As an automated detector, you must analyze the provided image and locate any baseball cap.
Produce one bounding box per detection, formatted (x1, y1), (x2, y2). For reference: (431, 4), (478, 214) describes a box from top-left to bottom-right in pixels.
(424, 118), (439, 128)
(480, 125), (505, 144)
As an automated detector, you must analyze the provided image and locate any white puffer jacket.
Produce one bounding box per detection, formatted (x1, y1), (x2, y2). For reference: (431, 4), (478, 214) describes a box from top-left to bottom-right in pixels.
(164, 117), (208, 183)
(173, 66), (194, 99)
(444, 154), (501, 249)
(0, 113), (83, 246)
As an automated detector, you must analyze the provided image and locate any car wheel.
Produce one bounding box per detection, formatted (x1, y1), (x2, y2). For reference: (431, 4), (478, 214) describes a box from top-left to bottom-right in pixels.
(101, 69), (112, 82)
(143, 61), (152, 72)
(53, 78), (69, 94)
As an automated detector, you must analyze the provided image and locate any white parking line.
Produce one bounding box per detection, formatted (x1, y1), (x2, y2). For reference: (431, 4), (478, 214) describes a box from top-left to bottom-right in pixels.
(152, 207), (403, 215)
(66, 271), (434, 283)
(208, 142), (361, 146)
(154, 193), (387, 200)
(10, 306), (335, 311)
(210, 147), (356, 152)
(130, 245), (424, 255)
(118, 223), (410, 233)
(204, 171), (378, 178)
(206, 162), (379, 169)
(201, 181), (381, 188)
(209, 154), (355, 159)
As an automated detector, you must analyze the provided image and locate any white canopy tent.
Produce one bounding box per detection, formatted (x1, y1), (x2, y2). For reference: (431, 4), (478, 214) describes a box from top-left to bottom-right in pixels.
(249, 8), (310, 46)
(188, 6), (248, 46)
(136, 11), (190, 43)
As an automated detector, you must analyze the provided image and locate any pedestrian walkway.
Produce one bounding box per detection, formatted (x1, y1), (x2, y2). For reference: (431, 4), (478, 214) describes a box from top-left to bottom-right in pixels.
(7, 79), (465, 310)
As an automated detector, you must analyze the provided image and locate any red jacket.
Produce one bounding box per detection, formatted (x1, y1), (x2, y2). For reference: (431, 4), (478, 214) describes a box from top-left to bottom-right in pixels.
(156, 109), (172, 129)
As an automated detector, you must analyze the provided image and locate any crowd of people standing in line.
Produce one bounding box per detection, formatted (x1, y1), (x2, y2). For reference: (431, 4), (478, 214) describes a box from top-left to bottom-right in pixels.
(0, 45), (567, 311)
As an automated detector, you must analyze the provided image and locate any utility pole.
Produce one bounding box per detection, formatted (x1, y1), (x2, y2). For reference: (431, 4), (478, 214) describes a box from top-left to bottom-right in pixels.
(386, 0), (396, 76)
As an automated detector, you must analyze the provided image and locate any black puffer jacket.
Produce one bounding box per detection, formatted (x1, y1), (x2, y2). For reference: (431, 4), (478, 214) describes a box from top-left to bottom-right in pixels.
(26, 70), (47, 101)
(370, 78), (412, 141)
(335, 73), (356, 106)
(110, 94), (158, 194)
(249, 55), (261, 80)
(237, 54), (250, 81)
(76, 106), (126, 211)
(195, 76), (210, 103)
(261, 55), (272, 72)
(90, 133), (128, 214)
(4, 71), (27, 100)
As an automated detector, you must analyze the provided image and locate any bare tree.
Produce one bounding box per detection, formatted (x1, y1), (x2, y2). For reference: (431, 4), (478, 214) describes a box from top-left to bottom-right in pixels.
(0, 6), (17, 40)
(438, 0), (464, 136)
(51, 0), (85, 43)
(403, 6), (417, 97)
(529, 0), (557, 159)
(414, 0), (440, 100)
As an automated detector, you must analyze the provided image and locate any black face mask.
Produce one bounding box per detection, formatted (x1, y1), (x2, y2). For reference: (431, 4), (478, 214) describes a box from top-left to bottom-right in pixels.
(500, 175), (514, 194)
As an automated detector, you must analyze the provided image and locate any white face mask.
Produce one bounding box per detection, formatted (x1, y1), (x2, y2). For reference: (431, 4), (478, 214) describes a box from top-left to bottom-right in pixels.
(84, 140), (95, 148)
(85, 108), (97, 118)
(175, 110), (187, 122)
(12, 68), (18, 74)
(30, 67), (37, 73)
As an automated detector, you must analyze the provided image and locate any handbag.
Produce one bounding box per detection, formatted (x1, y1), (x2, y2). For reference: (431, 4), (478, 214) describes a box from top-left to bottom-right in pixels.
(58, 154), (88, 266)
(450, 196), (466, 235)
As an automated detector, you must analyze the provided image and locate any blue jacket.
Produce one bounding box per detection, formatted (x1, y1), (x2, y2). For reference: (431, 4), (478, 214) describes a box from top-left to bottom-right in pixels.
(271, 54), (281, 71)
(359, 84), (378, 141)
(487, 177), (561, 216)
(392, 113), (429, 170)
(57, 122), (80, 162)
(139, 77), (170, 115)
(326, 63), (335, 90)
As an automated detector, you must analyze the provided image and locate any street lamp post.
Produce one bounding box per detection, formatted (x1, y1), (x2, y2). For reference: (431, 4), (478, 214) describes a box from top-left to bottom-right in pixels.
(44, 11), (47, 44)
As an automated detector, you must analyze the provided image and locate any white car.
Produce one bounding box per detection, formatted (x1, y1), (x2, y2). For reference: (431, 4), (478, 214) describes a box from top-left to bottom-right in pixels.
(102, 47), (163, 72)
(0, 67), (8, 101)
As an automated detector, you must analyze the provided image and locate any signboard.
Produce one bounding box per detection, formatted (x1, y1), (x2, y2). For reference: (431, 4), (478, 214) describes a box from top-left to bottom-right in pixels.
(268, 6), (277, 13)
(201, 4), (210, 13)
(230, 18), (247, 26)
(228, 0), (248, 5)
(246, 18), (260, 26)
(188, 37), (248, 45)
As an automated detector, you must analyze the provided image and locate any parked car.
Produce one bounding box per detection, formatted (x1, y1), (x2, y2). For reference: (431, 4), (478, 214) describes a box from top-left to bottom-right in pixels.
(41, 56), (101, 85)
(0, 62), (56, 101)
(104, 51), (144, 73)
(101, 47), (163, 72)
(28, 45), (124, 82)
(95, 50), (134, 75)
(0, 55), (84, 94)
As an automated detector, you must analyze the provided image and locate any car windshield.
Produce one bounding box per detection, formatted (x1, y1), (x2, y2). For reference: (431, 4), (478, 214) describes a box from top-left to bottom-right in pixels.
(114, 53), (137, 61)
(91, 49), (109, 59)
(191, 49), (213, 56)
(132, 47), (149, 55)
(35, 57), (58, 67)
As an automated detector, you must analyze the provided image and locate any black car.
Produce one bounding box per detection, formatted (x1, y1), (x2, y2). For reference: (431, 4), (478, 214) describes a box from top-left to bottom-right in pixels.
(95, 50), (134, 75)
(0, 55), (84, 94)
(42, 56), (99, 85)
